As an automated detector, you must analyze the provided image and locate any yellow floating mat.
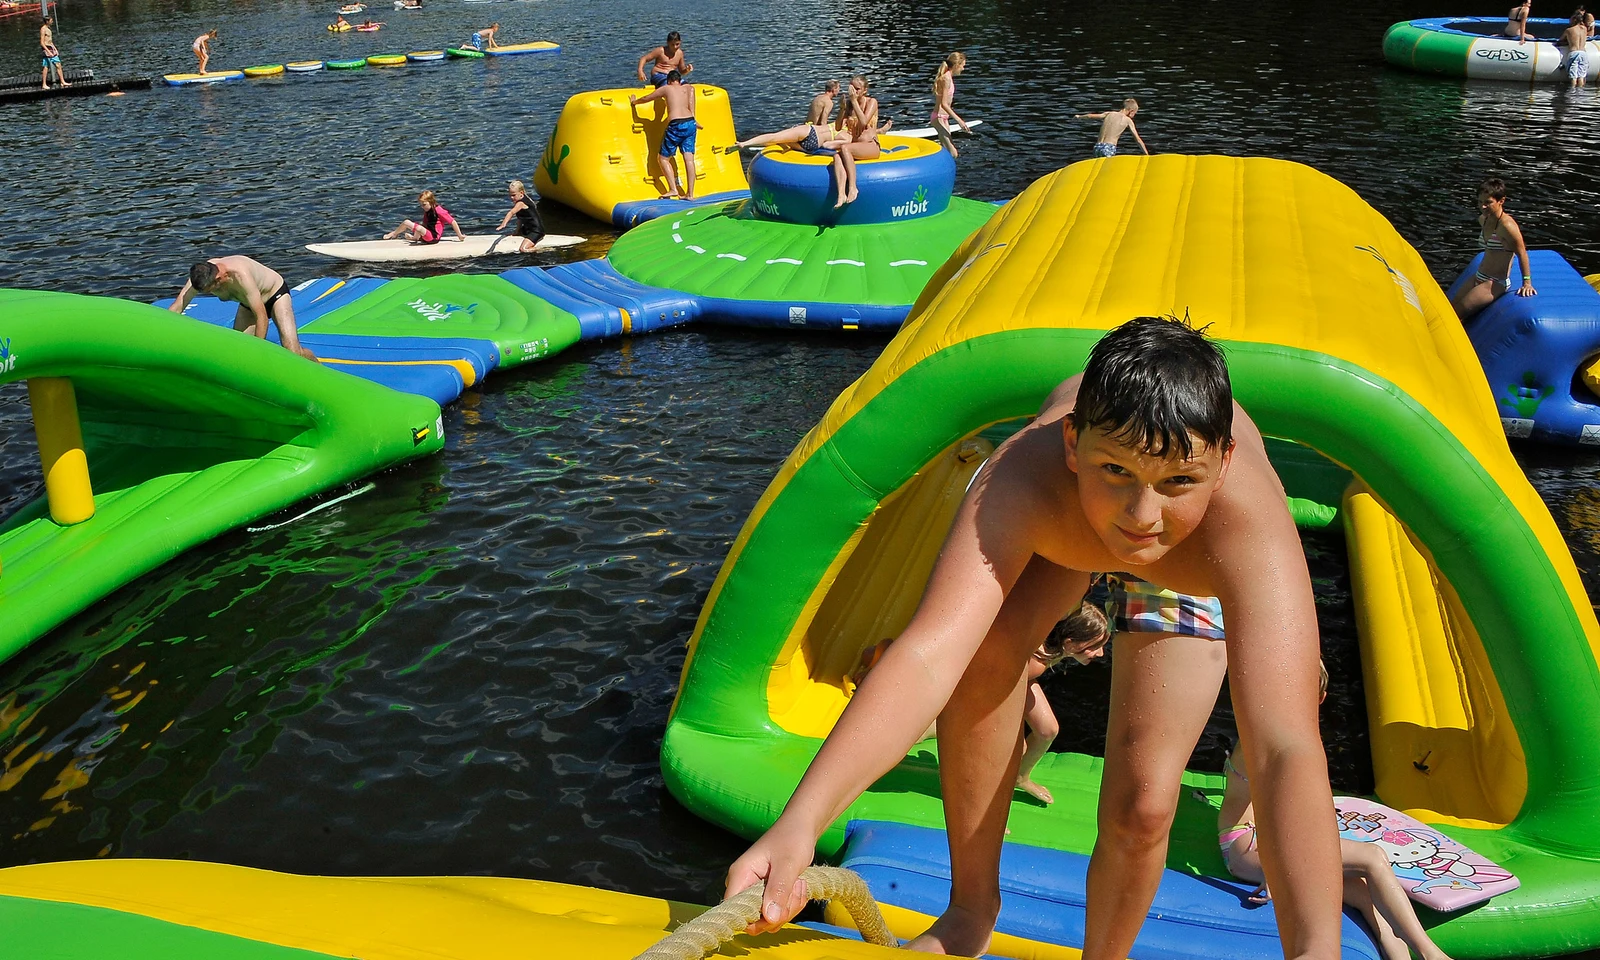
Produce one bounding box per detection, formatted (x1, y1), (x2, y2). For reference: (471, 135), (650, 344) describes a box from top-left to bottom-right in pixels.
(243, 64), (284, 77)
(0, 858), (900, 959)
(366, 54), (406, 66)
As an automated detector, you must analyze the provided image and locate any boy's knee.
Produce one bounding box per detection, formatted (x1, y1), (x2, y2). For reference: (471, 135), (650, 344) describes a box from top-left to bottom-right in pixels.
(1100, 782), (1178, 846)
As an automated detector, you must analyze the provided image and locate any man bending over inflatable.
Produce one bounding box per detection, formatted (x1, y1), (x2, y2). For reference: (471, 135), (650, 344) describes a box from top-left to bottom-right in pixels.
(168, 256), (317, 362)
(725, 317), (1343, 959)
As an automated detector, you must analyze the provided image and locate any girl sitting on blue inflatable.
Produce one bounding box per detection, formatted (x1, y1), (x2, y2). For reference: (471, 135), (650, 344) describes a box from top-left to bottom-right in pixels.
(1451, 177), (1536, 321)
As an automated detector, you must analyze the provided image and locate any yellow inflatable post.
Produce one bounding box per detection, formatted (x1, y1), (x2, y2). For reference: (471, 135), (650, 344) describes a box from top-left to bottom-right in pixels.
(26, 377), (94, 525)
(534, 85), (748, 226)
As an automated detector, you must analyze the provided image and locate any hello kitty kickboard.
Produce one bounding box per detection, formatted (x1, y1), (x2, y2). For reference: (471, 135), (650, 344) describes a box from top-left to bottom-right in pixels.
(1335, 797), (1519, 911)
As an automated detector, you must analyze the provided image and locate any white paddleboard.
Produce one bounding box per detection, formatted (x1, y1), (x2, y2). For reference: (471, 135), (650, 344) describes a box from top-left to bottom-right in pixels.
(305, 233), (584, 262)
(897, 118), (983, 139)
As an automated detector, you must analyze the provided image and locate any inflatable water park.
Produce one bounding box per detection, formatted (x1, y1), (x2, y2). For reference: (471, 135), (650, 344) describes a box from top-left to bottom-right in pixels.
(662, 155), (1600, 960)
(168, 85), (995, 410)
(1384, 16), (1599, 82)
(9, 40), (1600, 960)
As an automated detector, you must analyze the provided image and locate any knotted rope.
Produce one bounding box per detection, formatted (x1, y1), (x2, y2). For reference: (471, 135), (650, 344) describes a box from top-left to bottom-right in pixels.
(632, 865), (896, 959)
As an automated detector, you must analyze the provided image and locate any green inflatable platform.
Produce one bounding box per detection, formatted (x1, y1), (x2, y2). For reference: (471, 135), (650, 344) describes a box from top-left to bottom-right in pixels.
(0, 290), (446, 661)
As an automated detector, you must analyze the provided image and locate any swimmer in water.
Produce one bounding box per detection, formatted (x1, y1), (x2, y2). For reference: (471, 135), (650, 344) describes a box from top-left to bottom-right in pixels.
(1561, 10), (1590, 86)
(637, 30), (691, 88)
(167, 256), (317, 361)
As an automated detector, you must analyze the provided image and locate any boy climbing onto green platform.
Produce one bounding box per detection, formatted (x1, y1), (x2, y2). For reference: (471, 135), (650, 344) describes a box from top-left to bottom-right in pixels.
(631, 71), (698, 201)
(725, 317), (1344, 959)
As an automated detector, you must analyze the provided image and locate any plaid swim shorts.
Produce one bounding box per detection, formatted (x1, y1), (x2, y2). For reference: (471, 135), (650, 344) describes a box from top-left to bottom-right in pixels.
(1102, 573), (1225, 640)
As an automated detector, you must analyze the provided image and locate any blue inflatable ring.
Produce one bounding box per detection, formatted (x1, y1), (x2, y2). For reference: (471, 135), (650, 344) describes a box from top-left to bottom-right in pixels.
(746, 135), (955, 227)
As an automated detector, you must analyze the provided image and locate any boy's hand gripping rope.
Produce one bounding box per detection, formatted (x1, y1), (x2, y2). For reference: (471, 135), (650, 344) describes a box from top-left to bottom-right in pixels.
(632, 865), (896, 960)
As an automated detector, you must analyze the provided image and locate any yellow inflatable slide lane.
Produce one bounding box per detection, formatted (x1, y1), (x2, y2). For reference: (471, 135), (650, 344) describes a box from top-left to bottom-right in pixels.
(534, 85), (749, 228)
(661, 155), (1600, 959)
(0, 859), (900, 959)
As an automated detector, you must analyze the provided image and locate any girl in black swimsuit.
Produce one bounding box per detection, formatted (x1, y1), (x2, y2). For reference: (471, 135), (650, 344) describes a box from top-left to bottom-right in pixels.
(497, 180), (546, 253)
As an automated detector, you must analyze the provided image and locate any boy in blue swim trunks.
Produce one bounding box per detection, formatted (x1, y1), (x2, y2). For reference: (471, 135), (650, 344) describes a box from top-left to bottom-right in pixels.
(726, 317), (1344, 960)
(1076, 99), (1148, 158)
(631, 70), (699, 200)
(636, 30), (691, 87)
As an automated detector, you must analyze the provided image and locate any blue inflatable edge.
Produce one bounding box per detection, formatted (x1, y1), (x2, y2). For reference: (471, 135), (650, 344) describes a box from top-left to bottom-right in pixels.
(1454, 248), (1600, 445)
(1406, 15), (1572, 36)
(747, 142), (956, 227)
(613, 190), (752, 229)
(839, 820), (1381, 960)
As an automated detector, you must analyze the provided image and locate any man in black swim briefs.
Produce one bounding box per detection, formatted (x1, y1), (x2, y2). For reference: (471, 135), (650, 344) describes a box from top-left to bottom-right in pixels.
(167, 256), (318, 361)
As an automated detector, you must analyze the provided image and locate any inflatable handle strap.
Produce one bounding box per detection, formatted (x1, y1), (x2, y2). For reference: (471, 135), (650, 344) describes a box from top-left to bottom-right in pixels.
(631, 865), (896, 959)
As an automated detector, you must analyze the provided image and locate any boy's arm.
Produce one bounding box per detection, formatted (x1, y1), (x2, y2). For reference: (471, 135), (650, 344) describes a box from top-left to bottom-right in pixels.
(1210, 485), (1343, 959)
(636, 48), (657, 81)
(629, 86), (666, 106)
(1074, 111), (1107, 119)
(167, 280), (196, 313)
(1129, 119), (1149, 155)
(725, 468), (1040, 932)
(242, 288), (269, 338)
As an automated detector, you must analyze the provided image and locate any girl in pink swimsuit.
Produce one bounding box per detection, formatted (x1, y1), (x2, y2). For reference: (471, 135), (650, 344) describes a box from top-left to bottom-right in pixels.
(384, 189), (465, 245)
(1217, 663), (1455, 960)
(930, 51), (971, 158)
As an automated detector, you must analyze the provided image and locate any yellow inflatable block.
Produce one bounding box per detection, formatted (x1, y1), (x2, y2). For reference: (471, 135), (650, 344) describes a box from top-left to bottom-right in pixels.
(534, 85), (748, 226)
(0, 858), (902, 959)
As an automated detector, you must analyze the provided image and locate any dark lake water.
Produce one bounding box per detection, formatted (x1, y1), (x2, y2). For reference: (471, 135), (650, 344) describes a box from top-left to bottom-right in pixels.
(4, 0), (1600, 953)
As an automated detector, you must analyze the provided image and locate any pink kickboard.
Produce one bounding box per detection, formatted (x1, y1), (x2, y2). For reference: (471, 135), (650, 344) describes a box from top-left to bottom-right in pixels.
(1334, 797), (1519, 911)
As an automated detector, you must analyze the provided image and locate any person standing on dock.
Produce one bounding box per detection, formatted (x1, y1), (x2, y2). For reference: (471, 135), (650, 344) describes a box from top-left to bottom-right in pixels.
(192, 29), (218, 74)
(39, 15), (67, 89)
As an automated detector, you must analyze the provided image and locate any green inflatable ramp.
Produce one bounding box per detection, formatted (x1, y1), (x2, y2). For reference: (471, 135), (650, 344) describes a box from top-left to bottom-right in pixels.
(300, 274), (582, 368)
(0, 290), (446, 661)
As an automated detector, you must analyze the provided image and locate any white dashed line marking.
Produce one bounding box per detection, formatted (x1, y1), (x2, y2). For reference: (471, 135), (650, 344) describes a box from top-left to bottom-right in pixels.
(673, 233), (683, 243)
(686, 244), (706, 254)
(672, 221), (682, 229)
(826, 259), (867, 267)
(889, 259), (928, 267)
(716, 253), (747, 261)
(766, 258), (804, 265)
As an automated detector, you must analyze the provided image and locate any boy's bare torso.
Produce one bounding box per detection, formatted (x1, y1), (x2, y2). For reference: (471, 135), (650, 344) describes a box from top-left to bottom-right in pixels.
(1098, 112), (1133, 144)
(660, 83), (695, 119)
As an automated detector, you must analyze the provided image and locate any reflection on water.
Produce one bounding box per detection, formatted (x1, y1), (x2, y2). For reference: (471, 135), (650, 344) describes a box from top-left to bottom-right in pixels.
(3, 2), (1600, 946)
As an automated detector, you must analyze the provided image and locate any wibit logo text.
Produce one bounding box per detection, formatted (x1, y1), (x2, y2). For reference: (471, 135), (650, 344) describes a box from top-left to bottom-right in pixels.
(892, 185), (930, 218)
(0, 338), (15, 374)
(408, 299), (472, 321)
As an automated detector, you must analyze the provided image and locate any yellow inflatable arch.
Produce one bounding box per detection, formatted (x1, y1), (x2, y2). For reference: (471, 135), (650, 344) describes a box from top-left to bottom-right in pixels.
(663, 155), (1600, 958)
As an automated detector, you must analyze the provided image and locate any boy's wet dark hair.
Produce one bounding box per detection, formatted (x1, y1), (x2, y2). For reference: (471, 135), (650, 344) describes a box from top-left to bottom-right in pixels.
(1479, 177), (1507, 202)
(666, 69), (682, 84)
(1072, 315), (1233, 459)
(189, 261), (220, 292)
(666, 30), (681, 44)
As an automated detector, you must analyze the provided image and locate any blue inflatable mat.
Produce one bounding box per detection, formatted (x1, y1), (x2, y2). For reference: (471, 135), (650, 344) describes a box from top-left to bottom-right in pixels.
(158, 284), (492, 407)
(1452, 249), (1600, 445)
(839, 820), (1381, 960)
(612, 189), (752, 229)
(502, 260), (699, 340)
